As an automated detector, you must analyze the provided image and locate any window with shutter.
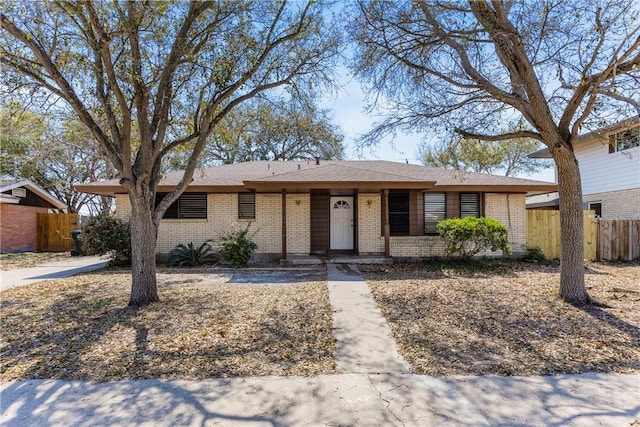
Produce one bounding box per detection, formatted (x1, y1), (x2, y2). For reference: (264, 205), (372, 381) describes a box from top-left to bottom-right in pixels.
(460, 193), (480, 217)
(388, 191), (410, 235)
(178, 193), (207, 218)
(238, 192), (256, 219)
(155, 193), (207, 219)
(424, 192), (446, 234)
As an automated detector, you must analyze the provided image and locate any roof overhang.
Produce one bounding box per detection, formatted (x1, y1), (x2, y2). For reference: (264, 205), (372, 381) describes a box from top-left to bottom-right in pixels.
(527, 149), (551, 159)
(76, 181), (557, 195)
(74, 184), (253, 196)
(432, 184), (557, 192)
(1, 179), (67, 209)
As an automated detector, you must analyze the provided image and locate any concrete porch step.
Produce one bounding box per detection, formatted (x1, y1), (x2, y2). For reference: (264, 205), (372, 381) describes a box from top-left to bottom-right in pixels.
(280, 255), (392, 265)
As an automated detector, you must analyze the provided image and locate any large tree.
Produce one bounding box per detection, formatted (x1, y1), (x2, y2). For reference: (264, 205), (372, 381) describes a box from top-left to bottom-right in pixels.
(349, 0), (639, 306)
(166, 94), (344, 168)
(2, 1), (338, 306)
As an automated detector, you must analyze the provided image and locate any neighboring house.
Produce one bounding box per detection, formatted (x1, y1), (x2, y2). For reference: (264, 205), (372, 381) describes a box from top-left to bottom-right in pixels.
(528, 117), (640, 219)
(76, 160), (556, 261)
(0, 178), (68, 252)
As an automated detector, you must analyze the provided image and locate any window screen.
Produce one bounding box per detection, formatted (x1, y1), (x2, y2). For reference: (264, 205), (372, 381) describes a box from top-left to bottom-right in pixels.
(238, 192), (256, 219)
(460, 193), (480, 217)
(424, 192), (446, 234)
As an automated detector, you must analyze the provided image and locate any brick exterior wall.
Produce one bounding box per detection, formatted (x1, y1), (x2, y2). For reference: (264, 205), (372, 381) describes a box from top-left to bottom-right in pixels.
(115, 192), (284, 255)
(583, 188), (640, 219)
(0, 203), (49, 252)
(484, 193), (527, 256)
(114, 190), (527, 258)
(252, 193), (282, 254)
(390, 235), (448, 257)
(113, 194), (130, 220)
(286, 194), (310, 255)
(357, 193), (384, 254)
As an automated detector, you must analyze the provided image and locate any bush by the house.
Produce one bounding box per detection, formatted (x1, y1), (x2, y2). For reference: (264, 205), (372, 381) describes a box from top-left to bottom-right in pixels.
(168, 241), (218, 267)
(522, 246), (547, 264)
(81, 214), (131, 266)
(437, 216), (512, 258)
(218, 224), (258, 268)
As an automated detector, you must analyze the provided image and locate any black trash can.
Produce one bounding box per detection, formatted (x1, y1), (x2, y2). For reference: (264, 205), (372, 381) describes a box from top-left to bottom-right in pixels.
(70, 229), (85, 256)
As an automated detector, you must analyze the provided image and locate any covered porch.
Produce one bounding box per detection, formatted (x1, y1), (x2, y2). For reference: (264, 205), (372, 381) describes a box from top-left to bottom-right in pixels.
(243, 163), (436, 261)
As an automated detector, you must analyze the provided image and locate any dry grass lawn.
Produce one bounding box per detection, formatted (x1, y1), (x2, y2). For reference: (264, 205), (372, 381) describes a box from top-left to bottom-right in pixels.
(0, 252), (71, 271)
(0, 268), (337, 382)
(362, 260), (640, 376)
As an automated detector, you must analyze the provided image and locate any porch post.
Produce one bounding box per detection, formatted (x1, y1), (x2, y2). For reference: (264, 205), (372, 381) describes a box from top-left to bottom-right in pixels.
(383, 189), (390, 258)
(281, 189), (287, 260)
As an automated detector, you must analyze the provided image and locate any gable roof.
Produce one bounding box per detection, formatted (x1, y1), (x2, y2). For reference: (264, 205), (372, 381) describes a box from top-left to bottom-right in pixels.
(528, 116), (640, 159)
(0, 178), (67, 209)
(75, 160), (557, 196)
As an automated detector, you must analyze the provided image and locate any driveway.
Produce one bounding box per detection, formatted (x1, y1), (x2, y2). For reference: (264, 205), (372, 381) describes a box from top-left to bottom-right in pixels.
(0, 256), (107, 291)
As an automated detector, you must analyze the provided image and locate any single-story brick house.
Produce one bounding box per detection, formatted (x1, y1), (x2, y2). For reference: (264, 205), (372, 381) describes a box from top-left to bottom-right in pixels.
(1, 178), (68, 252)
(76, 160), (556, 261)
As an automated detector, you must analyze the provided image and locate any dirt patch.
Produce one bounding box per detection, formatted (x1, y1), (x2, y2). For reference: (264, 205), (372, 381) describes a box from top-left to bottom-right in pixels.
(0, 252), (71, 271)
(0, 269), (337, 382)
(361, 260), (640, 376)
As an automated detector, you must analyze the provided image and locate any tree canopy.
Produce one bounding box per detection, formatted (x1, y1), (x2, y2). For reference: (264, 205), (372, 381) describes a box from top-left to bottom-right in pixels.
(166, 94), (344, 168)
(1, 1), (340, 305)
(420, 136), (550, 177)
(0, 104), (114, 214)
(349, 0), (640, 305)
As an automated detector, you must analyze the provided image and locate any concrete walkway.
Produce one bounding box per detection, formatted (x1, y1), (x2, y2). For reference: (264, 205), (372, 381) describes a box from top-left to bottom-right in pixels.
(2, 373), (638, 426)
(1, 262), (639, 426)
(327, 263), (409, 374)
(0, 256), (107, 291)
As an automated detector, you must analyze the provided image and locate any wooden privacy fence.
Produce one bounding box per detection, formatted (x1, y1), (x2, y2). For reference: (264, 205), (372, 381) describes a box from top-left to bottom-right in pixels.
(37, 213), (78, 252)
(597, 219), (640, 261)
(527, 210), (640, 261)
(526, 210), (597, 261)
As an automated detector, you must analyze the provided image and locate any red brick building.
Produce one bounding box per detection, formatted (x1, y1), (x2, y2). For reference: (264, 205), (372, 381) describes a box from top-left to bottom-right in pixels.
(0, 179), (67, 252)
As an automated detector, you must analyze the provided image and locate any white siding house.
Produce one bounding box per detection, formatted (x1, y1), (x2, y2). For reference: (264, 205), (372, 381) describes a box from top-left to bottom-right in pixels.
(528, 117), (640, 219)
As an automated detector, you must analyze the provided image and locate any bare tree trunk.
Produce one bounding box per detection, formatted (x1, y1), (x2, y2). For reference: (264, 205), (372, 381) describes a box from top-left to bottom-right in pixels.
(128, 192), (159, 306)
(553, 145), (591, 305)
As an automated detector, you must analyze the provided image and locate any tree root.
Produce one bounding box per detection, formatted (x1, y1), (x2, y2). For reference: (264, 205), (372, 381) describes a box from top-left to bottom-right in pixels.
(586, 297), (612, 308)
(563, 294), (612, 308)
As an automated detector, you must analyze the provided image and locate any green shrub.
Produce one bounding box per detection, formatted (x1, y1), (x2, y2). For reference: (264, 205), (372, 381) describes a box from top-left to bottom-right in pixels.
(437, 216), (512, 259)
(81, 214), (131, 266)
(168, 241), (218, 267)
(522, 246), (547, 263)
(218, 224), (258, 268)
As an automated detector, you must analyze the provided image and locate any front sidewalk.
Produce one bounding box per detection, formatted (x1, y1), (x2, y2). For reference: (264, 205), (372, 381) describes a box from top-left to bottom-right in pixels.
(2, 372), (638, 426)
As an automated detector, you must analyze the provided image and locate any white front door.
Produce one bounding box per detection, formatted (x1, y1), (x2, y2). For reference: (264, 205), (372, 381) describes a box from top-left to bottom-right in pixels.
(330, 196), (354, 250)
